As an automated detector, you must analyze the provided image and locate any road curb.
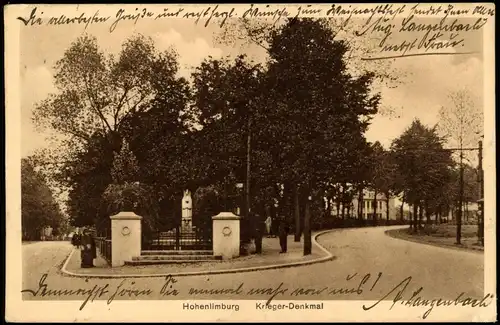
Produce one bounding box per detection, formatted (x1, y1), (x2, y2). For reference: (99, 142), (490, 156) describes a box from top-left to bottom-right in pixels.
(60, 229), (336, 279)
(385, 229), (484, 254)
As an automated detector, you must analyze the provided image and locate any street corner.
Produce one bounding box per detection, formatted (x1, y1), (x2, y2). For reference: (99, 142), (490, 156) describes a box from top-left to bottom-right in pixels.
(60, 231), (336, 279)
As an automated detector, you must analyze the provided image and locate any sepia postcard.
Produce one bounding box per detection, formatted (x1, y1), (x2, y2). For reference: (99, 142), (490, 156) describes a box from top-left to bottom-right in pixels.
(4, 3), (496, 322)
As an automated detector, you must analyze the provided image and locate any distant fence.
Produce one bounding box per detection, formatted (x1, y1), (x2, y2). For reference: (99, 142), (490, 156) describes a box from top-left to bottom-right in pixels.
(95, 237), (112, 264)
(39, 235), (72, 241)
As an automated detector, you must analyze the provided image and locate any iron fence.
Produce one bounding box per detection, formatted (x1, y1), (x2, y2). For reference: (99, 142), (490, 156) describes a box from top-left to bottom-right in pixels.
(142, 225), (212, 251)
(95, 237), (112, 264)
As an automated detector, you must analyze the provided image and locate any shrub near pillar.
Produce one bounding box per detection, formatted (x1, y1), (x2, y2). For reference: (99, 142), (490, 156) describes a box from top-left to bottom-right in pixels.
(110, 211), (142, 267)
(212, 212), (241, 260)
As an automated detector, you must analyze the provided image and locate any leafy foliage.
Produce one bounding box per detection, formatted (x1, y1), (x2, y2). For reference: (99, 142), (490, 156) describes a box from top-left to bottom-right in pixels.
(101, 182), (159, 233)
(33, 34), (191, 227)
(21, 158), (66, 240)
(110, 139), (140, 184)
(32, 19), (461, 249)
(438, 89), (483, 150)
(192, 185), (223, 231)
(391, 119), (455, 228)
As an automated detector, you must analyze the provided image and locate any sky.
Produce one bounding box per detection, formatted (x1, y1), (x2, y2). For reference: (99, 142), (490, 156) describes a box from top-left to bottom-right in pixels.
(19, 12), (485, 159)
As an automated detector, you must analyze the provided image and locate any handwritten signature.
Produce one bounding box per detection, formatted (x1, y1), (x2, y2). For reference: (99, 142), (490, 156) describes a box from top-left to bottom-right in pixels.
(352, 4), (490, 60)
(363, 276), (494, 319)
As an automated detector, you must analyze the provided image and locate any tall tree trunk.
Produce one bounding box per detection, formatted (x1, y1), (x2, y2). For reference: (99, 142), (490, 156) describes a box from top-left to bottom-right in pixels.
(271, 199), (277, 221)
(412, 204), (418, 232)
(418, 204), (423, 229)
(408, 205), (412, 230)
(400, 194), (405, 221)
(286, 182), (294, 220)
(425, 201), (431, 225)
(336, 198), (340, 219)
(326, 196), (332, 217)
(294, 185), (301, 242)
(341, 186), (346, 219)
(279, 182), (289, 218)
(274, 183), (284, 217)
(303, 192), (312, 256)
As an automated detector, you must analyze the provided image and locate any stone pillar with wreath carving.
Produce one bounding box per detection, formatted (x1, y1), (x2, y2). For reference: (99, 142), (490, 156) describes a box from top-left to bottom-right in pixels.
(110, 211), (142, 267)
(212, 212), (241, 259)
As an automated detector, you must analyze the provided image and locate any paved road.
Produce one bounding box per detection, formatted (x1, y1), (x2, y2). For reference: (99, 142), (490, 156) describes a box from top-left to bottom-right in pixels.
(22, 240), (74, 283)
(21, 226), (484, 304)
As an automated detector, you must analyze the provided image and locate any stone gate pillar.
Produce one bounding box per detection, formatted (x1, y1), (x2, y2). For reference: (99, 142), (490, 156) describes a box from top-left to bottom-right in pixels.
(110, 211), (142, 267)
(212, 212), (241, 260)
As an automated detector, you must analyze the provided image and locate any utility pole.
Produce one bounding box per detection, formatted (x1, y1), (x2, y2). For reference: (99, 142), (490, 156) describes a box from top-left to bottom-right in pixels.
(245, 100), (258, 252)
(477, 140), (484, 246)
(223, 105), (228, 211)
(215, 63), (229, 212)
(457, 149), (463, 245)
(304, 194), (312, 255)
(246, 113), (251, 222)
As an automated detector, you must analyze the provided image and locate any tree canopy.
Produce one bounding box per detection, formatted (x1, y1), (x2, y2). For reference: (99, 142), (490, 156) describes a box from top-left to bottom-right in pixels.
(27, 19), (479, 246)
(22, 158), (66, 240)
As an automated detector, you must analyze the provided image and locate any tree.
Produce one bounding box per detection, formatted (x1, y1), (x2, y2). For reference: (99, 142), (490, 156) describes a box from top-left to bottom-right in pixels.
(62, 133), (114, 228)
(101, 139), (160, 234)
(369, 142), (398, 223)
(260, 18), (380, 254)
(439, 89), (483, 155)
(368, 141), (385, 224)
(33, 34), (190, 228)
(117, 43), (193, 221)
(462, 164), (480, 204)
(33, 34), (174, 149)
(110, 139), (140, 184)
(391, 120), (454, 232)
(22, 158), (66, 240)
(216, 19), (383, 248)
(438, 89), (483, 243)
(190, 54), (266, 246)
(217, 17), (403, 89)
(192, 185), (223, 240)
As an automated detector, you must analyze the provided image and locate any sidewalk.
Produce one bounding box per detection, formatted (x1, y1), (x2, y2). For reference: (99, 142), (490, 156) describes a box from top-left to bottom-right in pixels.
(63, 232), (334, 278)
(386, 227), (484, 253)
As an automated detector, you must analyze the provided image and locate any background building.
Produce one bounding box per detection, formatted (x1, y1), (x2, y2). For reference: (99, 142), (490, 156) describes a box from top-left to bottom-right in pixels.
(328, 189), (399, 220)
(352, 190), (399, 221)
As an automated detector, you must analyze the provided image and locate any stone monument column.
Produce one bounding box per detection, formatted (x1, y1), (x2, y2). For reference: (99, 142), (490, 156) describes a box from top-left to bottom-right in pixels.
(181, 190), (193, 231)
